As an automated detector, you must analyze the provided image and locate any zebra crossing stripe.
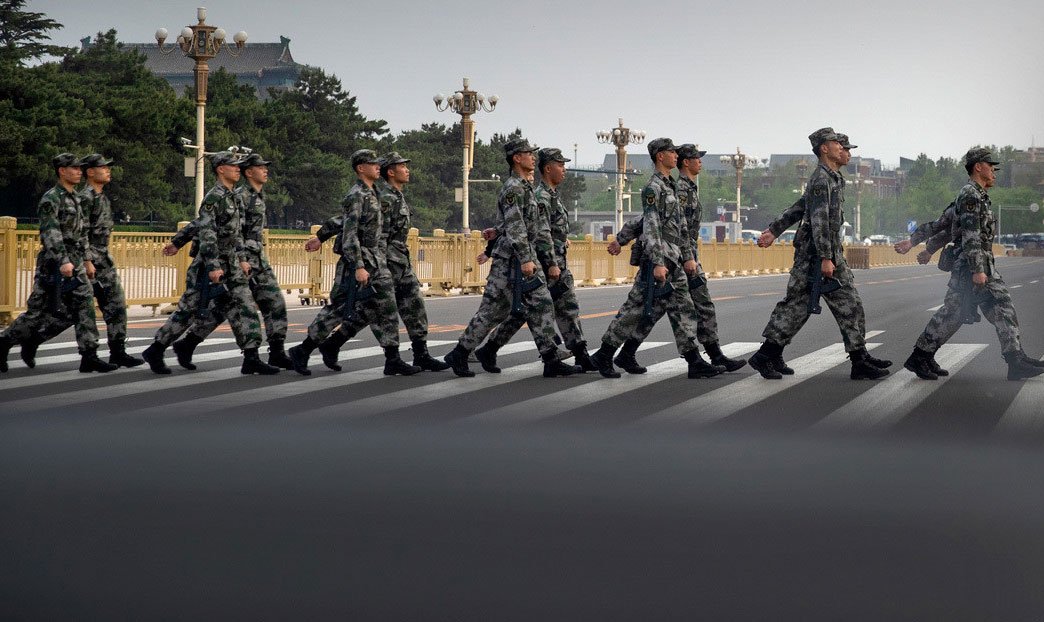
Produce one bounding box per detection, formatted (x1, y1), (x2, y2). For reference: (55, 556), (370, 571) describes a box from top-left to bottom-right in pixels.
(994, 356), (1044, 435)
(811, 343), (988, 431)
(459, 342), (761, 424)
(35, 337), (152, 353)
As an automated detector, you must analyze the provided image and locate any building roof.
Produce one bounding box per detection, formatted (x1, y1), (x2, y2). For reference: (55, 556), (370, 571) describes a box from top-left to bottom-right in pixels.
(111, 36), (298, 77)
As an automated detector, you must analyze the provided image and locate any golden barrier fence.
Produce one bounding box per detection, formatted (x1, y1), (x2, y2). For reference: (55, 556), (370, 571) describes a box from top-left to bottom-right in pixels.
(0, 215), (1010, 323)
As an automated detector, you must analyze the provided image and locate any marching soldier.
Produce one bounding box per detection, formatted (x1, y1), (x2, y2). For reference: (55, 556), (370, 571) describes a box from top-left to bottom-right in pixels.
(903, 148), (1044, 381)
(288, 149), (420, 377)
(747, 128), (891, 380)
(588, 138), (723, 380)
(476, 147), (597, 373)
(0, 154), (117, 374)
(606, 143), (746, 374)
(162, 153), (293, 370)
(442, 138), (580, 378)
(141, 151), (279, 376)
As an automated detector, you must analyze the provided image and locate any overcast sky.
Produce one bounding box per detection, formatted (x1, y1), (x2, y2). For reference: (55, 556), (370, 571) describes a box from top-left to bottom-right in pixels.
(30, 0), (1044, 168)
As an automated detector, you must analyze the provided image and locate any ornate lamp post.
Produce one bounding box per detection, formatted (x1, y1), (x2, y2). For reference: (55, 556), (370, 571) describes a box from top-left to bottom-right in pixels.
(596, 118), (645, 231)
(433, 78), (498, 232)
(155, 7), (247, 214)
(720, 148), (763, 237)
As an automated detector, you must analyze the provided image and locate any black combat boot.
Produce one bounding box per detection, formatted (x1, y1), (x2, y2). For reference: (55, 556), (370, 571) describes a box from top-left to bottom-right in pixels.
(474, 342), (501, 373)
(444, 344), (475, 377)
(141, 341), (172, 375)
(703, 340), (747, 372)
(172, 333), (203, 370)
(241, 347), (280, 375)
(927, 356), (949, 376)
(1020, 351), (1044, 369)
(903, 347), (938, 380)
(613, 339), (647, 374)
(384, 346), (421, 376)
(685, 349), (724, 379)
(749, 341), (784, 380)
(569, 342), (597, 373)
(19, 335), (43, 369)
(771, 353), (794, 375)
(79, 347), (118, 373)
(589, 342), (621, 379)
(851, 348), (890, 380)
(317, 329), (353, 371)
(108, 339), (143, 368)
(1005, 351), (1044, 381)
(267, 339), (294, 370)
(288, 337), (318, 376)
(542, 349), (582, 378)
(412, 339), (451, 372)
(0, 334), (13, 373)
(863, 352), (893, 369)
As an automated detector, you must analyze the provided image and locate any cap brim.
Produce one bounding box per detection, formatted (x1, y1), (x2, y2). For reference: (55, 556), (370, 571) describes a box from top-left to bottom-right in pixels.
(845, 144), (858, 150)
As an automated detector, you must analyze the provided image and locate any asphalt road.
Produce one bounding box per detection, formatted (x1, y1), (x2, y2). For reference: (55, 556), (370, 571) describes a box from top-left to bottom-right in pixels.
(3, 256), (1044, 619)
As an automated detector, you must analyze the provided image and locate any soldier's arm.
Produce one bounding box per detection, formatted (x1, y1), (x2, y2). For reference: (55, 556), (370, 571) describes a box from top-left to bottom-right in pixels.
(315, 214), (343, 243)
(37, 193), (70, 267)
(924, 228), (952, 255)
(807, 180), (833, 259)
(640, 185), (667, 267)
(615, 216), (644, 246)
(958, 191), (986, 274)
(501, 185), (536, 264)
(241, 203), (264, 257)
(196, 201), (220, 273)
(534, 199), (557, 270)
(341, 194), (364, 270)
(170, 219), (200, 249)
(84, 193), (103, 263)
(231, 195), (251, 265)
(767, 196), (805, 238)
(909, 202), (955, 246)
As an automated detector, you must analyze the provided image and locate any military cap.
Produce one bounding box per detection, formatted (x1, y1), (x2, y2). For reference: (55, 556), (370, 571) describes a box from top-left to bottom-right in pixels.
(238, 153), (271, 169)
(808, 127), (841, 151)
(836, 134), (858, 150)
(676, 144), (708, 161)
(52, 153), (84, 169)
(503, 138), (539, 157)
(350, 149), (380, 169)
(80, 153), (114, 169)
(210, 151), (241, 171)
(379, 151), (410, 170)
(537, 147), (571, 169)
(647, 137), (678, 159)
(963, 147), (1000, 167)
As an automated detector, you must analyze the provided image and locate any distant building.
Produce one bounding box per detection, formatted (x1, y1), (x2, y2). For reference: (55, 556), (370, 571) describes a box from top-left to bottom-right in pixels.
(83, 35), (303, 100)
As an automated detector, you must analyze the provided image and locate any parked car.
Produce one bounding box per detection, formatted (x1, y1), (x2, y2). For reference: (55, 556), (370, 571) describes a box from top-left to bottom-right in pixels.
(777, 231), (796, 244)
(863, 235), (893, 246)
(741, 229), (761, 243)
(1016, 233), (1044, 250)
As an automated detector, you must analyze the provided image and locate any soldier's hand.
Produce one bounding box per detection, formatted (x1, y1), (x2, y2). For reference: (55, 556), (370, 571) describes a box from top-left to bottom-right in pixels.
(208, 269), (224, 284)
(894, 239), (913, 254)
(162, 243), (179, 256)
(565, 239), (571, 248)
(653, 264), (668, 283)
(355, 267), (370, 284)
(683, 259), (697, 276)
(84, 261), (96, 280)
(757, 230), (776, 248)
(547, 266), (561, 281)
(476, 253), (489, 265)
(521, 261), (536, 278)
(240, 261), (252, 276)
(607, 240), (622, 256)
(482, 228), (498, 241)
(304, 237), (322, 252)
(59, 262), (74, 277)
(821, 259), (835, 279)
(916, 250), (932, 264)
(972, 271), (987, 287)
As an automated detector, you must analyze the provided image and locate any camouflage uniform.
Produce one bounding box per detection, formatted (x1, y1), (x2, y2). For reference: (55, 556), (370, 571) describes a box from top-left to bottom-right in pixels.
(484, 180), (586, 350)
(80, 185), (129, 347)
(376, 178), (430, 342)
(151, 183), (263, 350)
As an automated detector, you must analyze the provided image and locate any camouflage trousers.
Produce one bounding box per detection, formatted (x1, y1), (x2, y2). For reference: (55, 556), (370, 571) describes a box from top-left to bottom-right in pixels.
(601, 262), (699, 356)
(916, 271), (1021, 355)
(153, 260), (262, 350)
(90, 255), (128, 345)
(187, 262), (288, 348)
(1, 260), (99, 352)
(631, 267), (719, 347)
(306, 257), (399, 348)
(389, 263), (429, 342)
(457, 256), (558, 357)
(485, 268), (585, 350)
(761, 254), (866, 353)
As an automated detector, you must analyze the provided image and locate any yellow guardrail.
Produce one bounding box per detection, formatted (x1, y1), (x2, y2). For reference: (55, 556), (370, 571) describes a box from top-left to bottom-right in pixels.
(0, 214), (1011, 324)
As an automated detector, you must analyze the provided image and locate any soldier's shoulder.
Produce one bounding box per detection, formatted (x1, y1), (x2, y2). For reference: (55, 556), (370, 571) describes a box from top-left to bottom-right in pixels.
(956, 184), (983, 211)
(39, 187), (62, 204)
(500, 178), (525, 202)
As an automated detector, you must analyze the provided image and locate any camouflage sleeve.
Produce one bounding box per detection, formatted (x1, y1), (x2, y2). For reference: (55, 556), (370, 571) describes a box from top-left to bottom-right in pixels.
(241, 198), (264, 257)
(958, 190), (986, 274)
(231, 196), (250, 265)
(768, 197), (805, 237)
(677, 207), (694, 262)
(924, 228), (952, 255)
(196, 203), (220, 273)
(534, 199), (557, 270)
(341, 193), (364, 270)
(615, 216), (644, 246)
(315, 214), (343, 242)
(909, 203), (955, 246)
(170, 219), (200, 249)
(807, 180), (833, 260)
(640, 185), (668, 267)
(37, 193), (70, 267)
(85, 193), (102, 263)
(501, 185), (536, 264)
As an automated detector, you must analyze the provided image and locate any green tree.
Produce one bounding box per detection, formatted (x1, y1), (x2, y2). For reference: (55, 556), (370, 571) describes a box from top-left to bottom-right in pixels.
(0, 0), (73, 65)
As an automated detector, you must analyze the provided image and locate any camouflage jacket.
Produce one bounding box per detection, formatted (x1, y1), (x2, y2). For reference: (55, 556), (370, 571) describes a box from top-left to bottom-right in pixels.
(640, 171), (692, 267)
(37, 184), (89, 267)
(79, 186), (114, 264)
(800, 163), (846, 262)
(614, 216), (645, 267)
(196, 183), (248, 273)
(767, 197), (806, 238)
(535, 181), (568, 270)
(676, 174), (703, 262)
(341, 179), (385, 273)
(492, 173), (555, 269)
(908, 202), (955, 248)
(237, 184), (270, 270)
(376, 179), (413, 275)
(954, 181), (995, 275)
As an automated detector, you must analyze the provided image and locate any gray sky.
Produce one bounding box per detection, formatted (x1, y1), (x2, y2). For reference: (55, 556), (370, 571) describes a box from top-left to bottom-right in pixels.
(31, 0), (1044, 168)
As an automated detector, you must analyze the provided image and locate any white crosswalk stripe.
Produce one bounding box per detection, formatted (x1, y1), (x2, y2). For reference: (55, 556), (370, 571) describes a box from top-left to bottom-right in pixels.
(927, 305), (943, 312)
(811, 343), (987, 432)
(459, 342), (760, 424)
(994, 355), (1044, 435)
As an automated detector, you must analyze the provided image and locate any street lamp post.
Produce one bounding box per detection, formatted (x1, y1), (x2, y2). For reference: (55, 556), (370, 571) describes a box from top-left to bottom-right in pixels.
(847, 158), (874, 241)
(597, 118), (645, 231)
(433, 78), (498, 233)
(155, 7), (247, 214)
(720, 148), (762, 239)
(995, 203), (1041, 238)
